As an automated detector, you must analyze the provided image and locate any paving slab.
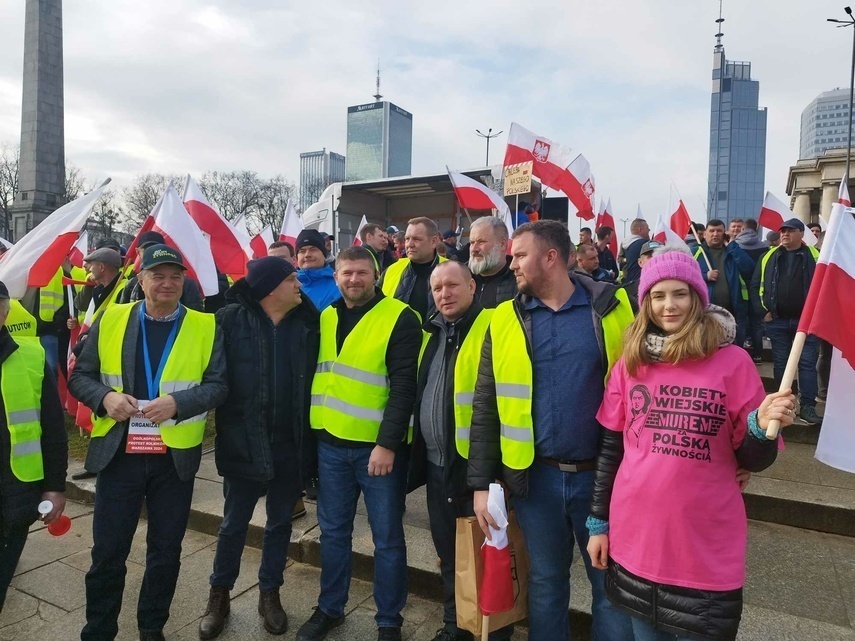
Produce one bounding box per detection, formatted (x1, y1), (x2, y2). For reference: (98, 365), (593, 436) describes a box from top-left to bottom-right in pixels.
(0, 594), (65, 641)
(10, 560), (87, 611)
(14, 513), (95, 575)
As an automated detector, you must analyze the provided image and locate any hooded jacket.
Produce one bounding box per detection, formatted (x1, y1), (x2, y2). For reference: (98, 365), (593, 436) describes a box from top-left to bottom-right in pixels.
(214, 279), (320, 483)
(297, 265), (341, 311)
(734, 228), (769, 263)
(696, 242), (755, 315)
(619, 235), (647, 283)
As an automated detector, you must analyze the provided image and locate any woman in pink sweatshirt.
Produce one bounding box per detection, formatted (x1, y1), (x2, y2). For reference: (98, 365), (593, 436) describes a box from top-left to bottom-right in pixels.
(586, 249), (795, 641)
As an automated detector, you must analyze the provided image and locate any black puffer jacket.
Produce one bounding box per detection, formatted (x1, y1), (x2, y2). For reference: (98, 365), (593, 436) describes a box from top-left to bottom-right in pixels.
(0, 329), (67, 529)
(472, 256), (517, 309)
(407, 303), (486, 513)
(589, 414), (778, 640)
(214, 280), (320, 484)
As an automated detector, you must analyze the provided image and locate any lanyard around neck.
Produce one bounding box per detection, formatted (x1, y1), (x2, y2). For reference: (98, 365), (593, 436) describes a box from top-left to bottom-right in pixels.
(138, 304), (180, 400)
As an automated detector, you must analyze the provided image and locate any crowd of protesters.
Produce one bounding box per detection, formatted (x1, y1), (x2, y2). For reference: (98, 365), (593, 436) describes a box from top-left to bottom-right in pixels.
(0, 209), (811, 641)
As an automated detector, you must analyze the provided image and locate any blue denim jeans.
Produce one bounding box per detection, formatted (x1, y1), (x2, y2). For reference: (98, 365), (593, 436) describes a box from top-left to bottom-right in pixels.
(39, 334), (58, 375)
(630, 616), (693, 641)
(209, 462), (302, 591)
(765, 317), (819, 407)
(316, 440), (408, 628)
(515, 462), (633, 641)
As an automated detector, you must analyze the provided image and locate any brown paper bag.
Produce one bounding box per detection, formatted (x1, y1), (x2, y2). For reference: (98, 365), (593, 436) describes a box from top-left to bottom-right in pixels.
(455, 511), (529, 635)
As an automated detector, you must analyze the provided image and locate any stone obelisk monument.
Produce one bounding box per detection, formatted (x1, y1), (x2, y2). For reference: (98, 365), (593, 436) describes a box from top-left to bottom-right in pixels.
(10, 0), (65, 241)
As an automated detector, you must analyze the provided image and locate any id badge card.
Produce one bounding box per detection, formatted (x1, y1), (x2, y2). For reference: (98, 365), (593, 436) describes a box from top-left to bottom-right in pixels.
(126, 400), (167, 454)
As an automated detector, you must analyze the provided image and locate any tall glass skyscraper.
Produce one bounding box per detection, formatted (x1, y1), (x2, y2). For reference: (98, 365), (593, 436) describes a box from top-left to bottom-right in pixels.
(707, 33), (767, 223)
(799, 88), (853, 159)
(345, 101), (413, 182)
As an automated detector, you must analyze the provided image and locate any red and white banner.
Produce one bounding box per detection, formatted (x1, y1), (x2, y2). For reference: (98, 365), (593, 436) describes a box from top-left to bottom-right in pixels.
(0, 180), (110, 298)
(250, 225), (274, 258)
(352, 215), (369, 246)
(68, 231), (89, 269)
(565, 154), (596, 221)
(595, 199), (618, 258)
(653, 214), (690, 251)
(758, 192), (818, 246)
(448, 171), (511, 219)
(0, 237), (12, 251)
(669, 200), (692, 240)
(183, 174), (250, 278)
(503, 122), (575, 195)
(799, 203), (855, 472)
(480, 483), (515, 615)
(279, 199), (304, 246)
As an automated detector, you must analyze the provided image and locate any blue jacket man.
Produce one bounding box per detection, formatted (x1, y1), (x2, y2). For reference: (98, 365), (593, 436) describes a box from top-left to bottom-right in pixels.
(695, 219), (755, 345)
(295, 229), (341, 311)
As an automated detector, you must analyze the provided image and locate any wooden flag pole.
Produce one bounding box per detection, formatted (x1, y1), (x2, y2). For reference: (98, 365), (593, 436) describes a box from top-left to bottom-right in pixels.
(764, 331), (805, 440)
(691, 224), (713, 271)
(481, 614), (490, 641)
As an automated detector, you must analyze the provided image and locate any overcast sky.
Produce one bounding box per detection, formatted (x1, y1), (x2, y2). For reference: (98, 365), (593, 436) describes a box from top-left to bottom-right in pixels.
(0, 1), (850, 226)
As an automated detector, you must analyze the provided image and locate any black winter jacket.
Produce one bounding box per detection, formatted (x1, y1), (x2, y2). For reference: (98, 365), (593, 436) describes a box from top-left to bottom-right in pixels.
(472, 256), (517, 309)
(0, 329), (67, 529)
(749, 245), (817, 318)
(214, 280), (320, 484)
(589, 407), (778, 640)
(407, 303), (485, 514)
(379, 253), (442, 319)
(467, 273), (633, 498)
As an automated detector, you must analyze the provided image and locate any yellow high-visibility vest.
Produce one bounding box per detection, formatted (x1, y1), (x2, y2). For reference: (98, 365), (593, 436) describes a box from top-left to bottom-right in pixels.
(381, 256), (448, 301)
(489, 289), (634, 470)
(451, 308), (493, 459)
(2, 337), (45, 482)
(310, 297), (411, 444)
(91, 303), (216, 449)
(5, 300), (37, 337)
(758, 245), (820, 311)
(38, 268), (65, 322)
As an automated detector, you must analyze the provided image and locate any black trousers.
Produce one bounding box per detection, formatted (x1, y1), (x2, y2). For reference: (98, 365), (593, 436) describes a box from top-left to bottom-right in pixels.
(425, 462), (512, 640)
(81, 449), (194, 640)
(0, 522), (29, 612)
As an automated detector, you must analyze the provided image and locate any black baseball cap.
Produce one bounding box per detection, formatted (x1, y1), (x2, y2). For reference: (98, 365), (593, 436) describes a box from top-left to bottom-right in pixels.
(140, 244), (186, 270)
(0, 281), (8, 300)
(443, 229), (459, 239)
(779, 218), (805, 232)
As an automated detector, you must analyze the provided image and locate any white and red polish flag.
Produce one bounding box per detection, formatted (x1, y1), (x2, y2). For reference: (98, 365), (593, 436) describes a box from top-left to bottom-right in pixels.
(758, 192), (818, 247)
(480, 483), (515, 616)
(636, 204), (645, 220)
(250, 225), (274, 258)
(653, 213), (690, 251)
(503, 122), (575, 195)
(279, 199), (304, 245)
(798, 201), (855, 472)
(68, 231), (88, 269)
(0, 237), (12, 251)
(352, 215), (369, 246)
(669, 200), (692, 240)
(595, 198), (619, 257)
(565, 154), (596, 221)
(0, 180), (110, 298)
(183, 174), (251, 278)
(448, 171), (511, 219)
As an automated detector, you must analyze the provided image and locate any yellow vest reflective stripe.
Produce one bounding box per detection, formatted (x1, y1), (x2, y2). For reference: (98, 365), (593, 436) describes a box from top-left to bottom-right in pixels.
(92, 303), (216, 448)
(38, 268), (65, 322)
(758, 245), (820, 311)
(5, 300), (37, 337)
(310, 297), (410, 444)
(452, 308), (493, 459)
(381, 256), (449, 300)
(2, 337), (45, 482)
(490, 290), (634, 470)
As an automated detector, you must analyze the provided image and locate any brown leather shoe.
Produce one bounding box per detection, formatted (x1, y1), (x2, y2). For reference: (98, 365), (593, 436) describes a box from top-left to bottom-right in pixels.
(258, 587), (288, 635)
(198, 586), (230, 639)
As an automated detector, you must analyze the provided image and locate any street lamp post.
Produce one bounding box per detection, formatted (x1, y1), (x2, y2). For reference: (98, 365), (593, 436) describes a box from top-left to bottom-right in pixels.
(828, 7), (855, 180)
(475, 128), (503, 166)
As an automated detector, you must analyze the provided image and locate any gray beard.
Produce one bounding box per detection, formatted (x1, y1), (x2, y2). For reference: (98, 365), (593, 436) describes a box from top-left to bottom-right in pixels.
(469, 246), (504, 275)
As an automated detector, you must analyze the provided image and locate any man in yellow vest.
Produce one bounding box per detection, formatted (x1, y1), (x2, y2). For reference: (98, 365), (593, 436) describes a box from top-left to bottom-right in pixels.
(0, 280), (68, 610)
(297, 246), (420, 641)
(406, 261), (511, 641)
(19, 266), (66, 374)
(69, 244), (228, 641)
(466, 221), (635, 641)
(380, 216), (446, 321)
(4, 299), (37, 337)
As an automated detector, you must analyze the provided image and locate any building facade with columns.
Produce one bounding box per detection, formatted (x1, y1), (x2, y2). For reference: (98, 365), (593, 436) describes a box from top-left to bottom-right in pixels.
(786, 148), (854, 224)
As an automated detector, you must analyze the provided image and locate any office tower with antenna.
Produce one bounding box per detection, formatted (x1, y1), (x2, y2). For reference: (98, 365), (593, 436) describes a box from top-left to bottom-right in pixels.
(707, 1), (767, 223)
(345, 64), (413, 181)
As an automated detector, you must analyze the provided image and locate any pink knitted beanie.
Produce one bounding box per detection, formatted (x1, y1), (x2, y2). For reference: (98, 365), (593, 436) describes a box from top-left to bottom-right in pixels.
(638, 250), (709, 308)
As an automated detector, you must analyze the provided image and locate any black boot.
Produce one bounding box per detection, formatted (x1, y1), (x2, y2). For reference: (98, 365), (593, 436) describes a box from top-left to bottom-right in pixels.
(198, 585), (230, 639)
(258, 587), (288, 635)
(296, 607), (344, 641)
